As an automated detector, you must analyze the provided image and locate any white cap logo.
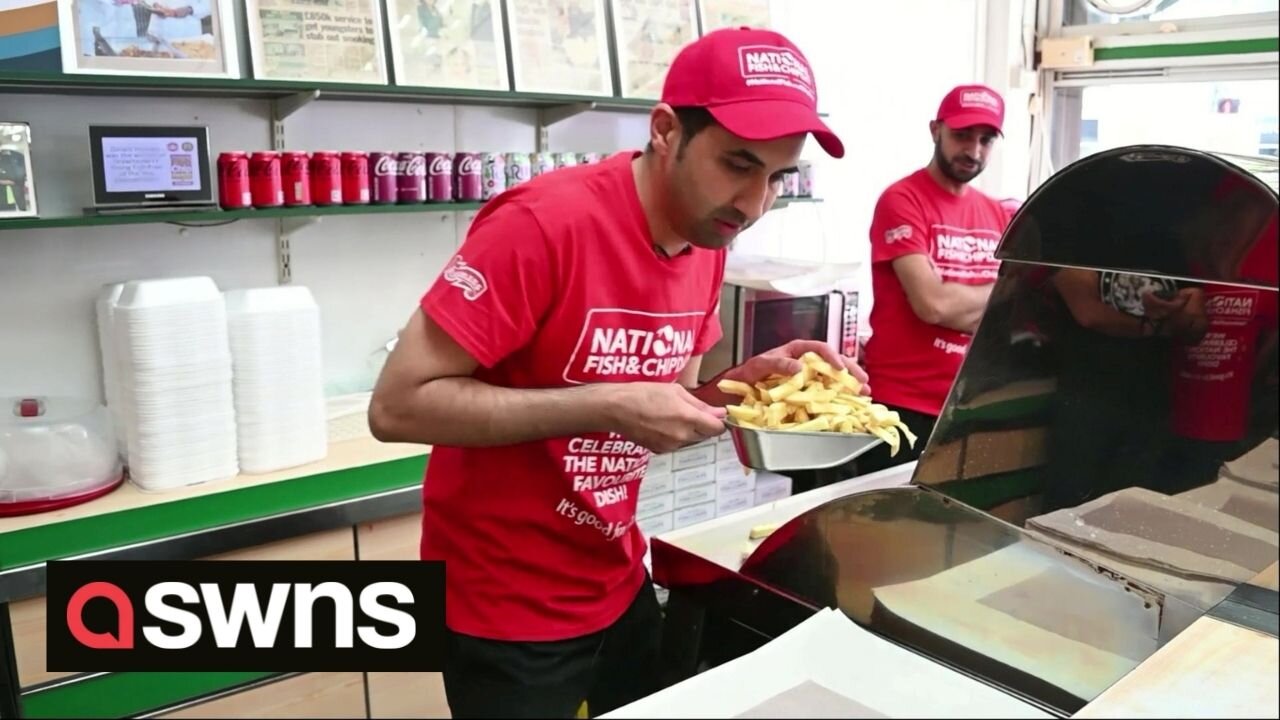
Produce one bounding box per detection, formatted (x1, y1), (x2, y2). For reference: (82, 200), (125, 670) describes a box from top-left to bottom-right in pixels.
(738, 45), (815, 101)
(960, 90), (1000, 110)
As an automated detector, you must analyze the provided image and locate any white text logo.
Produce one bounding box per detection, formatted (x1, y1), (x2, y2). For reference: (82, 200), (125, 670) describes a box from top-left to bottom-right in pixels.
(442, 256), (489, 301)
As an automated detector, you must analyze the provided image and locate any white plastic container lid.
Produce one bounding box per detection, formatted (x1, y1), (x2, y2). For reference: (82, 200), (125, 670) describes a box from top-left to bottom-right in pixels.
(0, 396), (123, 504)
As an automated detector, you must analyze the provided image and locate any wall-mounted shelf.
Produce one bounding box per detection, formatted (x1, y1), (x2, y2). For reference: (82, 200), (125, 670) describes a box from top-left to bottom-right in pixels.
(0, 71), (655, 114)
(0, 71), (828, 121)
(0, 198), (822, 233)
(0, 201), (486, 232)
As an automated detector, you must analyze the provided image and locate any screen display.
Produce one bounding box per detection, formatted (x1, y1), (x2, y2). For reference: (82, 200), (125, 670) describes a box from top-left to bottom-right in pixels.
(101, 136), (202, 194)
(751, 296), (829, 356)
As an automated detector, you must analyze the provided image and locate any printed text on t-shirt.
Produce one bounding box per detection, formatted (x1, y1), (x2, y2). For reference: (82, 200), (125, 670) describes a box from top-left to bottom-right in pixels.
(562, 309), (705, 384)
(929, 224), (1000, 283)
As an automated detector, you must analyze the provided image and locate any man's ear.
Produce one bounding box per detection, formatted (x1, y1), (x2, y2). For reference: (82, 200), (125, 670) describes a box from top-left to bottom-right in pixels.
(649, 104), (680, 158)
(929, 120), (941, 143)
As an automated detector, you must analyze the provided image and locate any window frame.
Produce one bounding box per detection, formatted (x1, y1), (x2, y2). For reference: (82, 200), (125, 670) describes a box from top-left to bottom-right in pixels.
(1030, 0), (1279, 188)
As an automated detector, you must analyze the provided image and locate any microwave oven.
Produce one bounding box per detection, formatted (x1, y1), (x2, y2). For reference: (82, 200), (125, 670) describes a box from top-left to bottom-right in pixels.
(698, 284), (859, 384)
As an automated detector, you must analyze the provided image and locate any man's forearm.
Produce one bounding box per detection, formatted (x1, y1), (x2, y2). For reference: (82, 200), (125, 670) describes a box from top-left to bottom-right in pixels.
(370, 377), (615, 447)
(935, 282), (993, 334)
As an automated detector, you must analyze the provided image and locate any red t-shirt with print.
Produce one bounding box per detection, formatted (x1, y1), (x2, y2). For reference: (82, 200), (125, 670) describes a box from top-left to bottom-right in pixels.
(863, 169), (1009, 416)
(418, 151), (726, 642)
(1172, 214), (1279, 443)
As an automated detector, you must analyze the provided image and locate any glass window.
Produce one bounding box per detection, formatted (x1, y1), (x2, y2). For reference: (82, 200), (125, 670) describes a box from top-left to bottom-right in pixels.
(1065, 0), (1278, 26)
(1055, 79), (1278, 174)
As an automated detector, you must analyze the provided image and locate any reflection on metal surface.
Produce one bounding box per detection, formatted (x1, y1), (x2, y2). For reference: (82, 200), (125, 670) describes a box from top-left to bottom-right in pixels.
(736, 488), (1160, 713)
(914, 143), (1278, 653)
(654, 145), (1276, 720)
(998, 144), (1277, 288)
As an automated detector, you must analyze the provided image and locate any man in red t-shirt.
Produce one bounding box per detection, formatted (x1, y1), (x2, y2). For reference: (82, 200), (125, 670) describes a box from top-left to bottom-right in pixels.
(857, 84), (1012, 475)
(368, 28), (860, 719)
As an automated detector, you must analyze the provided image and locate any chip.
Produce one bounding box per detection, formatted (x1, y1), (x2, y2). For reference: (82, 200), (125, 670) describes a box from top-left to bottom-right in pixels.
(718, 352), (919, 457)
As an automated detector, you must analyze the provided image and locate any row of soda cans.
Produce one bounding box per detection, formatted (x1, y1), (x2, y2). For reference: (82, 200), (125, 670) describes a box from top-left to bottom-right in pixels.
(219, 149), (816, 210)
(388, 151), (605, 204)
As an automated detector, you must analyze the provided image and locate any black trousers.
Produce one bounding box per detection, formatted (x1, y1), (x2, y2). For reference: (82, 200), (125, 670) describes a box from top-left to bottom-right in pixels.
(441, 579), (663, 719)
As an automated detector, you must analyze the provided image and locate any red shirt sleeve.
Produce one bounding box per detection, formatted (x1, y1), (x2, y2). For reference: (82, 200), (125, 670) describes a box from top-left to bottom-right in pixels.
(420, 202), (554, 369)
(693, 250), (728, 356)
(869, 188), (929, 264)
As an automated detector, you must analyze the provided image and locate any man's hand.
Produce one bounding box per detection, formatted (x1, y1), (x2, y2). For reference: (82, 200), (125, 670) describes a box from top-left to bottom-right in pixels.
(723, 340), (870, 395)
(603, 383), (726, 454)
(1143, 288), (1208, 343)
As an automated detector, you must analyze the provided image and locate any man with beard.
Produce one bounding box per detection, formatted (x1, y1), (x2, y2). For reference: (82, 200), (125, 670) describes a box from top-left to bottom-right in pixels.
(856, 84), (1011, 474)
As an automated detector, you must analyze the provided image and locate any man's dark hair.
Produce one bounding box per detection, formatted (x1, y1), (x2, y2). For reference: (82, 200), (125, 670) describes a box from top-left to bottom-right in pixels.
(646, 106), (718, 158)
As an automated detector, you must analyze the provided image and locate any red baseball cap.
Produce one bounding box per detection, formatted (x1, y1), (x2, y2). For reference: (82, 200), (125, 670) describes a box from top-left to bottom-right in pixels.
(936, 84), (1005, 134)
(661, 27), (844, 158)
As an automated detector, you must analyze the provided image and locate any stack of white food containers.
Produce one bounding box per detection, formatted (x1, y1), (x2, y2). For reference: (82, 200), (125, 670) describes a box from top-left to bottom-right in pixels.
(636, 432), (795, 538)
(95, 283), (127, 456)
(224, 287), (327, 474)
(107, 277), (239, 491)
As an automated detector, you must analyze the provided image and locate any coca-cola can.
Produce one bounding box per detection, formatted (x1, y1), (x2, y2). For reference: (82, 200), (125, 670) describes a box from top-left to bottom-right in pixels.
(281, 151), (311, 206)
(781, 171), (799, 198)
(453, 152), (482, 202)
(396, 152), (427, 204)
(532, 152), (556, 177)
(481, 152), (506, 201)
(798, 160), (815, 197)
(505, 152), (532, 187)
(217, 151), (251, 209)
(577, 152), (602, 165)
(249, 151), (283, 208)
(309, 151), (343, 206)
(425, 152), (454, 203)
(370, 152), (398, 204)
(341, 151), (370, 205)
(554, 152), (578, 170)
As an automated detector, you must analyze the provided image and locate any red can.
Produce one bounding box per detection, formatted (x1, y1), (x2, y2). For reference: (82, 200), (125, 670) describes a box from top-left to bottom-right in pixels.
(217, 152), (251, 209)
(282, 151), (311, 206)
(309, 151), (343, 206)
(249, 151), (283, 208)
(341, 151), (370, 205)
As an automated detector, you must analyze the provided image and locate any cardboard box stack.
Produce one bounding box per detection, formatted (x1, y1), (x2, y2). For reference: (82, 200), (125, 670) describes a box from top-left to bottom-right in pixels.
(638, 432), (793, 537)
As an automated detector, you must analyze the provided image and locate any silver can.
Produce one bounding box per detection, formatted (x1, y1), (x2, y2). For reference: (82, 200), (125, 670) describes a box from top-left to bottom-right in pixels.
(798, 160), (815, 197)
(780, 171), (799, 198)
(481, 152), (507, 200)
(505, 152), (532, 187)
(532, 152), (556, 176)
(554, 152), (578, 170)
(577, 152), (602, 165)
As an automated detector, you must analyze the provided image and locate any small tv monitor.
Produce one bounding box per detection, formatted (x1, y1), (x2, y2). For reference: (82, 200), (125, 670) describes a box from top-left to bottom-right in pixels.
(88, 125), (214, 209)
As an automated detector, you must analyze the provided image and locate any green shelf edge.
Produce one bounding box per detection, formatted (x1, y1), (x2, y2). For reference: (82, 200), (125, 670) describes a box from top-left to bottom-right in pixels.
(0, 70), (830, 116)
(22, 671), (280, 719)
(0, 453), (428, 571)
(0, 202), (486, 231)
(1094, 36), (1278, 61)
(948, 391), (1055, 425)
(0, 198), (821, 232)
(933, 467), (1043, 512)
(0, 69), (653, 108)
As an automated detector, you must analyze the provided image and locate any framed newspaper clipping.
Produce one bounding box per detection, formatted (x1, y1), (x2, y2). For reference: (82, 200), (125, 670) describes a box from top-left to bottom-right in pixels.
(609, 0), (697, 100)
(246, 0), (389, 84)
(387, 0), (510, 90)
(507, 0), (613, 97)
(698, 0), (772, 32)
(57, 0), (241, 78)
